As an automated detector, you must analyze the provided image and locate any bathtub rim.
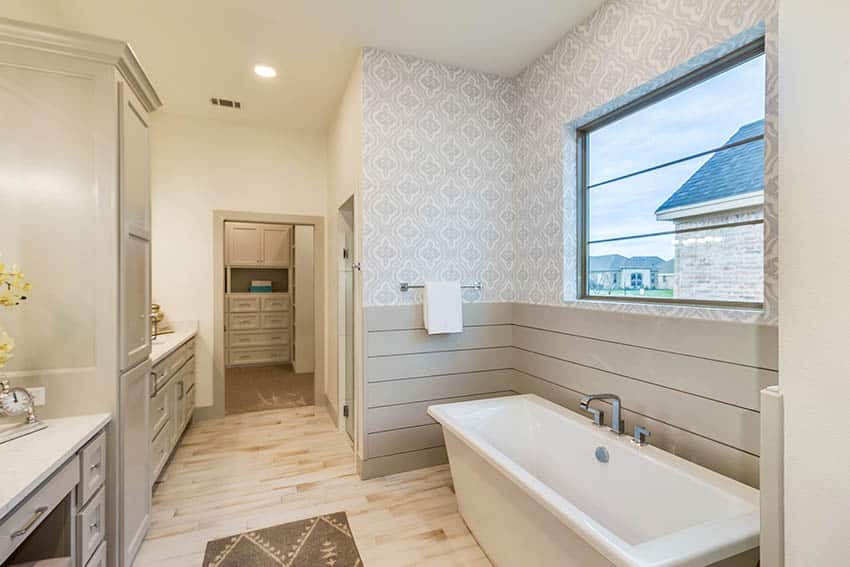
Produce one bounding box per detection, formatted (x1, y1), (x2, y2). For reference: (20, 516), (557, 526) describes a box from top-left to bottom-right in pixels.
(428, 394), (759, 567)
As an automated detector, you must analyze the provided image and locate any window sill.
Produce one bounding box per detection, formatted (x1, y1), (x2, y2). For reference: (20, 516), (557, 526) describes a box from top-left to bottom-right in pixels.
(564, 296), (772, 325)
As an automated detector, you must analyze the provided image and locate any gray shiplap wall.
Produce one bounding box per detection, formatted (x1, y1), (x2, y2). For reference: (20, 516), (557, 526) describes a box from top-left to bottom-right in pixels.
(362, 303), (515, 478)
(361, 302), (778, 486)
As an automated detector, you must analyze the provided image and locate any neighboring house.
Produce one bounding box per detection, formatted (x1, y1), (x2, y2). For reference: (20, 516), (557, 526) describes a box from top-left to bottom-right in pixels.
(654, 119), (765, 302)
(588, 254), (668, 291)
(657, 259), (676, 290)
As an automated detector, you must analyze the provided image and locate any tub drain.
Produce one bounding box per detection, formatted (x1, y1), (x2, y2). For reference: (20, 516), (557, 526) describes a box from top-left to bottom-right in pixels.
(595, 446), (609, 463)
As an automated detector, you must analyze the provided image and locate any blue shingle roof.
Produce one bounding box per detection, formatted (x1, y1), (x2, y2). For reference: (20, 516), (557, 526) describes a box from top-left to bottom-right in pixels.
(655, 120), (765, 214)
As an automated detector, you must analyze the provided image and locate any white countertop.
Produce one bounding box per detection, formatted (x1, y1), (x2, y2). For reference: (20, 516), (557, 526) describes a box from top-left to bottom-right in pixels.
(150, 321), (198, 365)
(0, 413), (111, 519)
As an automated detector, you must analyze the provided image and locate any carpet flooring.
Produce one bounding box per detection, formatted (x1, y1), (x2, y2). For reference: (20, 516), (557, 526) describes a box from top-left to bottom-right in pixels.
(225, 364), (314, 414)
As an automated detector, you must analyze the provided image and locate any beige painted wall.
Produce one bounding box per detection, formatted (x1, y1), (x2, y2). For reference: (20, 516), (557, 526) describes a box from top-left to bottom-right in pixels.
(779, 1), (850, 563)
(150, 113), (328, 407)
(0, 2), (70, 26)
(326, 54), (363, 427)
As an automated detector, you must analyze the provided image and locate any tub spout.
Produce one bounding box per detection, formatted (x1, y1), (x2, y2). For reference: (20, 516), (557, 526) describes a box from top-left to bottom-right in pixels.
(579, 393), (624, 435)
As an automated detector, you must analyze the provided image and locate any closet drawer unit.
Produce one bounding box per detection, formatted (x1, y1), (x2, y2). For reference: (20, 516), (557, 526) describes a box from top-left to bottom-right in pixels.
(0, 456), (79, 563)
(86, 542), (107, 567)
(76, 486), (106, 566)
(150, 422), (171, 485)
(228, 295), (260, 313)
(227, 347), (289, 366)
(260, 295), (289, 312)
(260, 312), (290, 329)
(149, 384), (169, 441)
(228, 330), (289, 348)
(228, 313), (260, 331)
(78, 432), (106, 507)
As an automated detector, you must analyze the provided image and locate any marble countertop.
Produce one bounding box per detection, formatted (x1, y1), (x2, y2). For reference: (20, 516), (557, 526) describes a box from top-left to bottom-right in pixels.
(150, 321), (198, 365)
(0, 413), (111, 520)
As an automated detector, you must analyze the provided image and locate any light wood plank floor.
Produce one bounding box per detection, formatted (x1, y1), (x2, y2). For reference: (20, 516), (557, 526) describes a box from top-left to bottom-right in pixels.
(135, 405), (491, 566)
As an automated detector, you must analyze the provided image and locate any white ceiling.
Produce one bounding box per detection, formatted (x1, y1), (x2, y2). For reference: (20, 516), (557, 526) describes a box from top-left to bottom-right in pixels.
(3, 0), (605, 131)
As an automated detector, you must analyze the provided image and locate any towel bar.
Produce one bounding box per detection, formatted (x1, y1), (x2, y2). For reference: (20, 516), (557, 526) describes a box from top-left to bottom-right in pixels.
(400, 281), (482, 292)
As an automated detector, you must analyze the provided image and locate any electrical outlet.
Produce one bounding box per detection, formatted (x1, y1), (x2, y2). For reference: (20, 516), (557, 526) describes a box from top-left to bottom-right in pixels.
(26, 387), (46, 407)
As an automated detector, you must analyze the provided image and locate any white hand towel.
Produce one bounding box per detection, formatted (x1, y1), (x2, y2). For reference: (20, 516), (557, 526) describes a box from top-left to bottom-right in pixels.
(423, 281), (463, 335)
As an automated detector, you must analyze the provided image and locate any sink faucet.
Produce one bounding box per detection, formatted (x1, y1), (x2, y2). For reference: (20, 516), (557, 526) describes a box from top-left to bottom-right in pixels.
(580, 393), (625, 435)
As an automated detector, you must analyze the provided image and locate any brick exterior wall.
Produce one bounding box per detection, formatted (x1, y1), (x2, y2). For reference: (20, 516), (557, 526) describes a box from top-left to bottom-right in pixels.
(673, 208), (764, 302)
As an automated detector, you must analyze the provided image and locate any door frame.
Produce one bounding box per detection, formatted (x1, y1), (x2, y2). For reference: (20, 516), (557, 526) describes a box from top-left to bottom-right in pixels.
(200, 209), (325, 419)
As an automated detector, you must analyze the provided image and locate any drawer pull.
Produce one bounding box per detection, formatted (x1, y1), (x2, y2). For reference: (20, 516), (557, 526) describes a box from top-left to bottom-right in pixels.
(89, 521), (99, 530)
(90, 462), (101, 471)
(11, 506), (48, 538)
(158, 406), (165, 412)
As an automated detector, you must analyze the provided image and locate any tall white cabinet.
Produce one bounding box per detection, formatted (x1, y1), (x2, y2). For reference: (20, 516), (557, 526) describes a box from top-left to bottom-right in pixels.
(0, 18), (161, 567)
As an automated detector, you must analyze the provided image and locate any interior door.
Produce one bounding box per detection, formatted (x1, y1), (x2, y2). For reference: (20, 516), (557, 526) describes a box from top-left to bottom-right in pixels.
(225, 222), (262, 266)
(338, 205), (355, 440)
(119, 359), (151, 567)
(119, 84), (152, 371)
(262, 225), (291, 267)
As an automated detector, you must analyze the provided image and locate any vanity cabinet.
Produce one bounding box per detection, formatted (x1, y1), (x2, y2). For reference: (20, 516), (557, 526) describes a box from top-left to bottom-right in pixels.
(0, 420), (109, 567)
(225, 222), (292, 267)
(0, 19), (160, 567)
(149, 339), (196, 488)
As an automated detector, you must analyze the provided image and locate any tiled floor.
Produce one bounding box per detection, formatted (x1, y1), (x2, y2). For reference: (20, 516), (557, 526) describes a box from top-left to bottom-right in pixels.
(225, 364), (314, 414)
(136, 405), (490, 566)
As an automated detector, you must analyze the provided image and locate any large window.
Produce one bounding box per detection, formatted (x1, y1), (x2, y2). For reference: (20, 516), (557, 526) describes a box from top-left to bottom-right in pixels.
(577, 40), (766, 308)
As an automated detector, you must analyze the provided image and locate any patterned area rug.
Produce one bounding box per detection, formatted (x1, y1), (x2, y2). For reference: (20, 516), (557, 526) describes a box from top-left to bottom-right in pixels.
(203, 512), (363, 566)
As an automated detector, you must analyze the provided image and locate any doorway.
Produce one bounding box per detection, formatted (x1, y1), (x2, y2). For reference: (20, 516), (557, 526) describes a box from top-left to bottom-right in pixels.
(208, 211), (325, 420)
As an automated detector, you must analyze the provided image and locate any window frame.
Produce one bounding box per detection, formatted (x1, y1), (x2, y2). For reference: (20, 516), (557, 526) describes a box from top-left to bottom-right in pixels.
(576, 37), (766, 310)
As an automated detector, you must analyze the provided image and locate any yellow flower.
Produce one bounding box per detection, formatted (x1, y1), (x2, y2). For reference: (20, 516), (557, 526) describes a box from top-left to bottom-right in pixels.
(0, 331), (13, 369)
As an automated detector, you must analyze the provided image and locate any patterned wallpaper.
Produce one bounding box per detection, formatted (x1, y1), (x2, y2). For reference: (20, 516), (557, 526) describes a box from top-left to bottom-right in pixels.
(361, 48), (516, 306)
(513, 0), (778, 323)
(361, 0), (778, 324)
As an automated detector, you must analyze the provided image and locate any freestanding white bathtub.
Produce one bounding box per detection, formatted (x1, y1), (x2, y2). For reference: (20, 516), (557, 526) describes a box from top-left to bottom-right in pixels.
(428, 394), (759, 567)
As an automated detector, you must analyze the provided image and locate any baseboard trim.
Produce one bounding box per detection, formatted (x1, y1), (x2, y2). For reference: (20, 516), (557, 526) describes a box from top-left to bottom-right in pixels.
(358, 446), (448, 480)
(193, 404), (225, 421)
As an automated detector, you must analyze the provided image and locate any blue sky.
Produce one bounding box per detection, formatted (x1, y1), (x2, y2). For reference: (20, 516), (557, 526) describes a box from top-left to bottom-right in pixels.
(587, 54), (766, 260)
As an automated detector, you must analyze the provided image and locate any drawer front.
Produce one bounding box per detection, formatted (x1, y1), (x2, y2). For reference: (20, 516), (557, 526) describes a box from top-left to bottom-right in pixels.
(77, 486), (106, 565)
(227, 347), (290, 365)
(229, 313), (260, 331)
(260, 295), (289, 312)
(228, 330), (289, 348)
(185, 385), (196, 423)
(228, 295), (260, 313)
(152, 360), (170, 393)
(79, 431), (106, 506)
(0, 455), (80, 564)
(86, 541), (107, 567)
(182, 358), (196, 393)
(150, 421), (171, 486)
(150, 383), (169, 440)
(167, 342), (193, 378)
(260, 312), (290, 329)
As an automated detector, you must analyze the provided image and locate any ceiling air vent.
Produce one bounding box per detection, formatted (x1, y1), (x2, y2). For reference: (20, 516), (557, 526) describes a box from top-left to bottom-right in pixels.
(210, 97), (242, 109)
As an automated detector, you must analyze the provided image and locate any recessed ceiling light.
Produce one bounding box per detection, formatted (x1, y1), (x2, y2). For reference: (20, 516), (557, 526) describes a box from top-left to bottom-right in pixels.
(254, 64), (277, 78)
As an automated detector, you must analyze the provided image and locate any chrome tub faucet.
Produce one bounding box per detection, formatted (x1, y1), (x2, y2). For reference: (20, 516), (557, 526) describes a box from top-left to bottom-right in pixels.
(580, 393), (625, 435)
